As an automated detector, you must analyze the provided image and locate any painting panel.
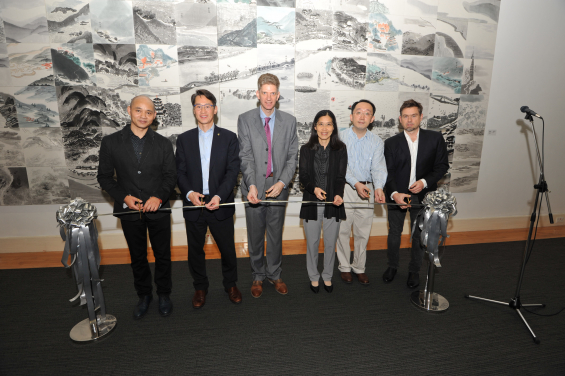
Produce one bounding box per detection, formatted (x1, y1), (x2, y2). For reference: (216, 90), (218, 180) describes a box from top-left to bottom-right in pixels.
(370, 0), (406, 15)
(431, 56), (463, 94)
(217, 3), (257, 48)
(0, 43), (12, 87)
(133, 0), (177, 45)
(217, 47), (258, 89)
(56, 85), (131, 128)
(427, 93), (460, 131)
(94, 44), (139, 88)
(20, 128), (66, 167)
(218, 87), (259, 134)
(0, 167), (30, 205)
(258, 0), (295, 6)
(136, 44), (179, 87)
(11, 86), (60, 128)
(450, 160), (480, 192)
(329, 90), (358, 131)
(366, 52), (400, 92)
(178, 46), (219, 91)
(137, 86), (182, 129)
(0, 90), (19, 129)
(0, 130), (25, 167)
(296, 0), (331, 11)
(256, 45), (295, 91)
(1, 0), (49, 43)
(7, 44), (54, 86)
(404, 0), (438, 18)
(330, 51), (366, 90)
(457, 93), (488, 129)
(398, 55), (433, 92)
(401, 16), (436, 56)
(90, 0), (135, 44)
(332, 10), (369, 52)
(156, 126), (189, 154)
(461, 57), (492, 95)
(0, 16), (5, 43)
(434, 14), (467, 58)
(438, 0), (499, 24)
(51, 43), (96, 86)
(368, 13), (403, 54)
(465, 21), (497, 60)
(27, 166), (71, 204)
(257, 6), (295, 46)
(295, 8), (333, 51)
(331, 0), (370, 14)
(46, 0), (92, 44)
(294, 49), (333, 92)
(175, 2), (218, 47)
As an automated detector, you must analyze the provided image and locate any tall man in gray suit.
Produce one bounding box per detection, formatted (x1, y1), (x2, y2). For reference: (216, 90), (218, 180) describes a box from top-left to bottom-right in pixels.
(238, 73), (298, 298)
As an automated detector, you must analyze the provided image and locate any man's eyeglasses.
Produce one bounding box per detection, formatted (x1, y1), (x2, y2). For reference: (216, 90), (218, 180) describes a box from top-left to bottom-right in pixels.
(194, 104), (215, 110)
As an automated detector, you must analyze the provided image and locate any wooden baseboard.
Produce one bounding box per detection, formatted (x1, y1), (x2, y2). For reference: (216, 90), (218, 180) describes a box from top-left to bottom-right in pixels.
(1, 226), (564, 270)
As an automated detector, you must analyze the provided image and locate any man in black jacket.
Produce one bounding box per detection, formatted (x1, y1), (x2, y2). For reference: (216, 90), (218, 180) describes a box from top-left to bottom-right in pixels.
(175, 89), (241, 308)
(97, 95), (177, 319)
(383, 99), (449, 288)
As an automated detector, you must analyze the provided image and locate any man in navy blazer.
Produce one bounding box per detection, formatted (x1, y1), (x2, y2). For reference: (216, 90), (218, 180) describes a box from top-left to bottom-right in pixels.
(383, 99), (449, 288)
(176, 89), (241, 308)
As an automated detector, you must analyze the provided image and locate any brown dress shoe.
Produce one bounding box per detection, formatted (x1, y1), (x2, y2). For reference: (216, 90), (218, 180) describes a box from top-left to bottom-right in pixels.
(341, 272), (353, 284)
(268, 278), (288, 295)
(226, 286), (242, 304)
(192, 290), (207, 309)
(356, 273), (370, 285)
(251, 280), (263, 298)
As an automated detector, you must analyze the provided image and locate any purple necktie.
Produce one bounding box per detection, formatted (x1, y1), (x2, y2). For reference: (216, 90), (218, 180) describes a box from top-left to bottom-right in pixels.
(264, 117), (272, 177)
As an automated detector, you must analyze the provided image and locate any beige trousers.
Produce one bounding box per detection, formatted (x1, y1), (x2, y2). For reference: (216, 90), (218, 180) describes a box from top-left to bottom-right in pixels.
(336, 183), (374, 274)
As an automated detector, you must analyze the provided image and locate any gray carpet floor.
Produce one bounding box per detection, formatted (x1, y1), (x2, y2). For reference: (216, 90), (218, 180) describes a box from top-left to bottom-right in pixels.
(1, 238), (564, 375)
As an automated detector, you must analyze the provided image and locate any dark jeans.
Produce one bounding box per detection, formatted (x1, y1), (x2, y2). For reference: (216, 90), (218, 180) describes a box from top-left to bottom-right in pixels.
(386, 195), (425, 273)
(185, 209), (237, 291)
(121, 215), (172, 298)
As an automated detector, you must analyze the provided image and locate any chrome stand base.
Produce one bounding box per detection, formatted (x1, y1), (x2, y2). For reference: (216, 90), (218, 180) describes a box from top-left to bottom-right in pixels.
(465, 295), (543, 344)
(70, 314), (117, 342)
(411, 290), (449, 312)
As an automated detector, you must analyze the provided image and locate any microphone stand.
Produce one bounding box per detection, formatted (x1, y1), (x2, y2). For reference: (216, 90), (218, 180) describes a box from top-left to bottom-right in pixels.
(465, 113), (553, 344)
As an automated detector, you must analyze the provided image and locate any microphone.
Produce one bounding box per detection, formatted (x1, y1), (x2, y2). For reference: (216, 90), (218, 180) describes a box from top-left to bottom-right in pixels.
(520, 106), (542, 119)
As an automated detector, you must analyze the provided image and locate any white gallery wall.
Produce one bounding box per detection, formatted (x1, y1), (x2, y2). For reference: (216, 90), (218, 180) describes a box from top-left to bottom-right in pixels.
(0, 0), (564, 250)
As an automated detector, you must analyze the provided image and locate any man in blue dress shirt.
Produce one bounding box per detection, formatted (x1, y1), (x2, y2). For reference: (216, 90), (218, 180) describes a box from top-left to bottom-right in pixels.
(337, 100), (387, 285)
(176, 89), (242, 308)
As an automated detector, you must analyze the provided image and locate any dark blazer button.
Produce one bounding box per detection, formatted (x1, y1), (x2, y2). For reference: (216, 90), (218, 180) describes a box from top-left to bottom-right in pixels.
(265, 161), (267, 164)
(266, 148), (268, 151)
(263, 174), (266, 177)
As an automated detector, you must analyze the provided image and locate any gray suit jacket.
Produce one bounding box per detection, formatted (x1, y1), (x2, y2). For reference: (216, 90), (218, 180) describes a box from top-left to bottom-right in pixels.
(238, 107), (298, 200)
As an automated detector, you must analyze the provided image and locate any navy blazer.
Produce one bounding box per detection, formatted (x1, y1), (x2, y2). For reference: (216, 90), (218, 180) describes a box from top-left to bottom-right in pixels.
(384, 128), (449, 208)
(175, 126), (240, 222)
(97, 125), (177, 221)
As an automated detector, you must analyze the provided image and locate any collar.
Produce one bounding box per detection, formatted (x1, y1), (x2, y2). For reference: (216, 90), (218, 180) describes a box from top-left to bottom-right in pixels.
(198, 124), (215, 136)
(349, 126), (369, 141)
(404, 128), (420, 143)
(260, 107), (276, 121)
(125, 124), (152, 140)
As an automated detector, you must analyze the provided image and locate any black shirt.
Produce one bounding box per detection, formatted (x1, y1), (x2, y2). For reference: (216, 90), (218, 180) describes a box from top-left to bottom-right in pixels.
(314, 144), (329, 195)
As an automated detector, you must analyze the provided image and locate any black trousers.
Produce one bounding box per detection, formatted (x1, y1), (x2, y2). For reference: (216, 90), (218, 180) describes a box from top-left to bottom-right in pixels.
(121, 214), (172, 298)
(185, 209), (237, 291)
(386, 195), (425, 273)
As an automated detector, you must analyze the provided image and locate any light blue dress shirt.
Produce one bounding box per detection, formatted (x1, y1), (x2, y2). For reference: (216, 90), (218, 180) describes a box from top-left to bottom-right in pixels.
(339, 127), (387, 189)
(187, 125), (214, 200)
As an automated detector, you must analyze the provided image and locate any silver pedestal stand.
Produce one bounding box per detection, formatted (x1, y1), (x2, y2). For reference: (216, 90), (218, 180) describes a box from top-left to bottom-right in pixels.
(410, 257), (449, 313)
(57, 199), (117, 343)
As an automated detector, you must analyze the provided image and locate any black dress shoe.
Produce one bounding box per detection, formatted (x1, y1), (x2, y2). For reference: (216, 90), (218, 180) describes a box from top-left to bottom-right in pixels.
(310, 283), (320, 294)
(133, 295), (153, 319)
(323, 283), (333, 293)
(407, 272), (420, 288)
(158, 295), (173, 317)
(382, 267), (397, 283)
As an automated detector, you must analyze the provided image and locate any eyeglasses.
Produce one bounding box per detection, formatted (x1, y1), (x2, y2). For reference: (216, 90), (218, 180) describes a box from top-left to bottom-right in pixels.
(316, 122), (334, 127)
(354, 111), (372, 116)
(194, 104), (215, 110)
